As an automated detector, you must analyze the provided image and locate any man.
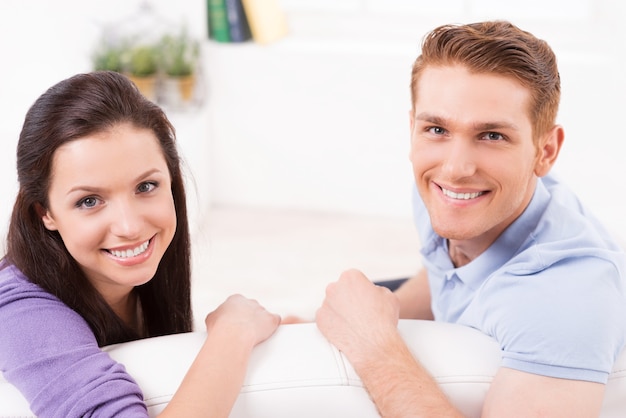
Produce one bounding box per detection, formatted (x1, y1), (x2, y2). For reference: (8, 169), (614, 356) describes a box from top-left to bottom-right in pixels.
(316, 21), (626, 417)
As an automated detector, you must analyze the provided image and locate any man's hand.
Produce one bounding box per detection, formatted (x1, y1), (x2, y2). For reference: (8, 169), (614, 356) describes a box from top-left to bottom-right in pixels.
(316, 269), (464, 417)
(315, 269), (400, 365)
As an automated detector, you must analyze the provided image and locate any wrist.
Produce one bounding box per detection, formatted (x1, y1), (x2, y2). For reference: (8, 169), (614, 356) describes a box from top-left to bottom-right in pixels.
(346, 326), (404, 370)
(206, 321), (258, 354)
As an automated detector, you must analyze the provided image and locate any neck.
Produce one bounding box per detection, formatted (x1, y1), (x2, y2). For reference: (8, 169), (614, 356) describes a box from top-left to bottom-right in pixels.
(448, 240), (483, 268)
(108, 290), (138, 331)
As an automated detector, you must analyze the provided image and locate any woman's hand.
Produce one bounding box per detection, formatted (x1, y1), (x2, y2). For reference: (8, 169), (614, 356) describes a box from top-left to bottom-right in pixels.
(161, 295), (280, 417)
(205, 294), (281, 348)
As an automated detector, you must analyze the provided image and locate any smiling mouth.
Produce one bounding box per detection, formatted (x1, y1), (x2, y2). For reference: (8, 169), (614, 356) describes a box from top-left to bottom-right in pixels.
(107, 239), (151, 259)
(441, 187), (485, 200)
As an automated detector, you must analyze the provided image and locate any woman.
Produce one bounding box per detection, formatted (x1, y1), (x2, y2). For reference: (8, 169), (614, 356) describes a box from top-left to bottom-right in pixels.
(0, 71), (280, 417)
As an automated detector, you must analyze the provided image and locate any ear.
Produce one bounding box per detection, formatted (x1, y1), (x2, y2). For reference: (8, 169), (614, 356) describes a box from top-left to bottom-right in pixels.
(534, 125), (564, 177)
(36, 203), (58, 231)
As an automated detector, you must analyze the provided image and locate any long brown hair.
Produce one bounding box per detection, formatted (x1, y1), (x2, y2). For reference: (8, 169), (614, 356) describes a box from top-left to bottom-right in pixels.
(410, 21), (561, 139)
(3, 71), (193, 346)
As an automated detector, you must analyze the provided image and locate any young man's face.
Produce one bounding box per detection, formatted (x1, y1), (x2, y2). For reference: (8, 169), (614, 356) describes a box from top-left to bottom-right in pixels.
(409, 65), (554, 249)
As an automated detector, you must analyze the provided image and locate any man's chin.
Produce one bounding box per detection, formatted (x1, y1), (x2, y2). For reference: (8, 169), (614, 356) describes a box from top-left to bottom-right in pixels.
(431, 222), (478, 241)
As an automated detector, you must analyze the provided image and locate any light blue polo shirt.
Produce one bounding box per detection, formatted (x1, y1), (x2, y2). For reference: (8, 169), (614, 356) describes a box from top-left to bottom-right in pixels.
(413, 173), (626, 383)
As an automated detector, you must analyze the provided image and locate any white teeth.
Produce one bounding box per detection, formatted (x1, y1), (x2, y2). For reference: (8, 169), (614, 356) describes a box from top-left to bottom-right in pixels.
(109, 240), (149, 259)
(442, 188), (484, 200)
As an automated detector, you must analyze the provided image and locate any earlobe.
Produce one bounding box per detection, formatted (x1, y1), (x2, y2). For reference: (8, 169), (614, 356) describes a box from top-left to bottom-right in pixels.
(534, 125), (564, 177)
(36, 203), (58, 231)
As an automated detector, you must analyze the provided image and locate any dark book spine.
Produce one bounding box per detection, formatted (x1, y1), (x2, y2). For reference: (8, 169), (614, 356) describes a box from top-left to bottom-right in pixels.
(225, 0), (252, 42)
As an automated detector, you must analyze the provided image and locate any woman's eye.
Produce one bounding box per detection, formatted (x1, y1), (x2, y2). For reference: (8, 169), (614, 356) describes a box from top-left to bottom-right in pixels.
(77, 196), (99, 209)
(137, 181), (157, 193)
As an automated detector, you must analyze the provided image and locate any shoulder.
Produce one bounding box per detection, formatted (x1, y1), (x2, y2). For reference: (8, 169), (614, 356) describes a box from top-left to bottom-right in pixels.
(0, 262), (99, 383)
(481, 257), (626, 383)
(536, 174), (621, 252)
(478, 177), (626, 383)
(0, 262), (97, 361)
(0, 262), (88, 327)
(506, 175), (625, 275)
(0, 263), (66, 312)
(0, 262), (147, 416)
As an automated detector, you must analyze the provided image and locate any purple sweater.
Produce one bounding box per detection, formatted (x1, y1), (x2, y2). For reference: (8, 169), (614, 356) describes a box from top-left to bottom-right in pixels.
(0, 263), (149, 417)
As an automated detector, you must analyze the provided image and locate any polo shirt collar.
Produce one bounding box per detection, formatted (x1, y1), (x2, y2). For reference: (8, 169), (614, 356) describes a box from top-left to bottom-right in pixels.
(450, 178), (550, 289)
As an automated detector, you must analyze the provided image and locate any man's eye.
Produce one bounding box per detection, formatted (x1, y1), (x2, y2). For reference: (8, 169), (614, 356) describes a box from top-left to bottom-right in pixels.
(137, 181), (157, 193)
(428, 126), (446, 135)
(484, 132), (504, 141)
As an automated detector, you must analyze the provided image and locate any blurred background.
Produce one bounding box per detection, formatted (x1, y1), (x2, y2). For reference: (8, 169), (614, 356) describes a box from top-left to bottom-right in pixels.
(1, 0), (624, 320)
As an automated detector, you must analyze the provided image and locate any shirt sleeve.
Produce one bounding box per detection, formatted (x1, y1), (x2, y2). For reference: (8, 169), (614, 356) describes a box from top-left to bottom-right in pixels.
(0, 269), (148, 417)
(488, 256), (626, 384)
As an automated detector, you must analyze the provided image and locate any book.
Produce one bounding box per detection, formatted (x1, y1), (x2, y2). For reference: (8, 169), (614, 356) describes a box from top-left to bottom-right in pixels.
(225, 0), (252, 42)
(241, 0), (288, 45)
(207, 0), (230, 42)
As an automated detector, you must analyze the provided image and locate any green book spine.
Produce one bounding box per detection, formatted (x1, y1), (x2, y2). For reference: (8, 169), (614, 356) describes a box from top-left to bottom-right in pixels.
(208, 0), (231, 42)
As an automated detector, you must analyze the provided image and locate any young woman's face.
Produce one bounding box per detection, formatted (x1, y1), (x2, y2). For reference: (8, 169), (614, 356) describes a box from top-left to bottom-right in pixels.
(41, 123), (177, 302)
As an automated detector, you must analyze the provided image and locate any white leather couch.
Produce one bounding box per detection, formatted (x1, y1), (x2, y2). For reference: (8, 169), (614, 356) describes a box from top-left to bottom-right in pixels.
(2, 320), (625, 417)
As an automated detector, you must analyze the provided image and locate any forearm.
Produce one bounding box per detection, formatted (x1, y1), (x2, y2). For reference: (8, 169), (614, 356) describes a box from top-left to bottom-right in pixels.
(351, 329), (463, 418)
(317, 270), (456, 416)
(159, 328), (254, 417)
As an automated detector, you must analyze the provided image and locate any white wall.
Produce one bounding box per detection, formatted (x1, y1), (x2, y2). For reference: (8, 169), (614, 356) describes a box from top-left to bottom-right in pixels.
(0, 0), (209, 244)
(1, 0), (625, 246)
(205, 0), (626, 243)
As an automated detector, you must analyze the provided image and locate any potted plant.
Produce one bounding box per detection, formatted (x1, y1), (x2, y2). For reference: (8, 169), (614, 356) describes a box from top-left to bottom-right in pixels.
(91, 38), (127, 73)
(159, 28), (200, 106)
(126, 44), (159, 101)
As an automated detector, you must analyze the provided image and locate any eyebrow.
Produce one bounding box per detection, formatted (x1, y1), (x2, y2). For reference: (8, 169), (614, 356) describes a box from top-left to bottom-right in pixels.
(414, 112), (520, 131)
(414, 112), (447, 126)
(66, 168), (165, 195)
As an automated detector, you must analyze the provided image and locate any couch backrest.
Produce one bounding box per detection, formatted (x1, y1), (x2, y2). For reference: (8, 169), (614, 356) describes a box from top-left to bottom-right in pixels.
(1, 321), (625, 417)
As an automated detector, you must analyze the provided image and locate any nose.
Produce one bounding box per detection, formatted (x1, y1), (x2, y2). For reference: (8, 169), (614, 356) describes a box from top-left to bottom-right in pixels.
(108, 199), (143, 239)
(440, 138), (476, 180)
